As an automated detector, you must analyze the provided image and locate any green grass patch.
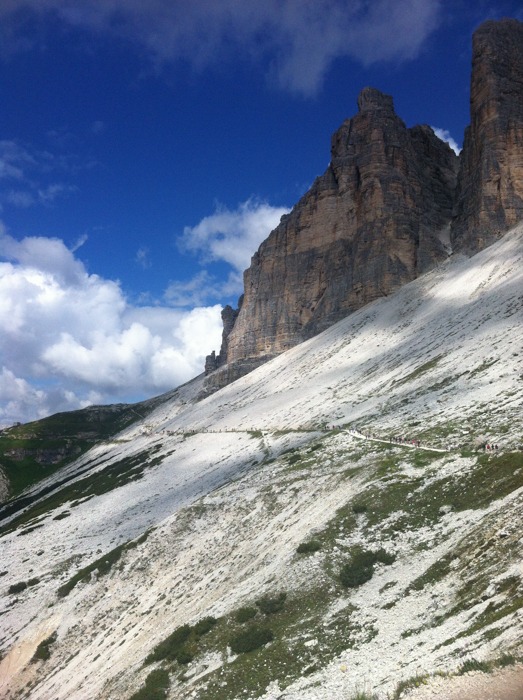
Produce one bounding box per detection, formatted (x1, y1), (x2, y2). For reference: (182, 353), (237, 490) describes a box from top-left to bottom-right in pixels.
(195, 584), (367, 700)
(0, 403), (151, 498)
(457, 658), (491, 674)
(393, 674), (429, 699)
(393, 355), (443, 388)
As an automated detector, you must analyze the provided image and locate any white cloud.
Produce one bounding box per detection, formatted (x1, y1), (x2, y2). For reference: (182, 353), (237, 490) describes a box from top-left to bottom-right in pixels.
(431, 126), (461, 155)
(164, 270), (244, 308)
(171, 198), (288, 307)
(180, 198), (289, 273)
(0, 1), (442, 96)
(0, 225), (223, 427)
(135, 246), (151, 269)
(0, 139), (82, 210)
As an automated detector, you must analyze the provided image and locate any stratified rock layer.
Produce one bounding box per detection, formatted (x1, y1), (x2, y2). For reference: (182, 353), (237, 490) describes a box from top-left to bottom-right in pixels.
(205, 88), (458, 387)
(451, 18), (523, 252)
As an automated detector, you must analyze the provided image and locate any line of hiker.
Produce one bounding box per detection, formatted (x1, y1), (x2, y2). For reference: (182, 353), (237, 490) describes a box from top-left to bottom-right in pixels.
(346, 427), (446, 453)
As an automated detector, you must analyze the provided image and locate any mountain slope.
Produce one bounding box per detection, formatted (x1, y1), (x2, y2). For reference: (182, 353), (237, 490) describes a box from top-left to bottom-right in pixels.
(0, 225), (522, 700)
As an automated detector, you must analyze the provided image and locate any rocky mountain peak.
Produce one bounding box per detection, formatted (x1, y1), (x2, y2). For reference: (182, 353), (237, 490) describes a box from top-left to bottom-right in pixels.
(357, 86), (394, 112)
(451, 18), (523, 252)
(205, 18), (523, 391)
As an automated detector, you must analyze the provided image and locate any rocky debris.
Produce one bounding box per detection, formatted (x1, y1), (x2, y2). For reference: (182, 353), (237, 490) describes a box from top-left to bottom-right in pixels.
(452, 19), (523, 253)
(0, 224), (521, 700)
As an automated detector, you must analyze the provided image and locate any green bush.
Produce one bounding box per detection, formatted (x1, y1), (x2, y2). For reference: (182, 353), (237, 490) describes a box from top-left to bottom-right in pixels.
(458, 658), (490, 674)
(256, 592), (286, 615)
(495, 653), (518, 668)
(340, 548), (395, 589)
(144, 624), (191, 665)
(235, 606), (258, 623)
(374, 548), (396, 565)
(297, 540), (322, 554)
(129, 668), (170, 700)
(31, 632), (57, 662)
(193, 616), (217, 637)
(352, 503), (367, 514)
(144, 616), (219, 668)
(175, 648), (194, 665)
(229, 626), (274, 654)
(8, 581), (27, 595)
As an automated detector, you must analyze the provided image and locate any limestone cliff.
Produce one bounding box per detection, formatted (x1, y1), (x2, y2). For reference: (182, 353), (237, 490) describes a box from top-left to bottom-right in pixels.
(205, 18), (523, 390)
(452, 18), (523, 252)
(205, 88), (458, 388)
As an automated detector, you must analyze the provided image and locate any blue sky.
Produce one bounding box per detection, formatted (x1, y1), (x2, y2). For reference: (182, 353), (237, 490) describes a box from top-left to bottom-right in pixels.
(0, 0), (522, 427)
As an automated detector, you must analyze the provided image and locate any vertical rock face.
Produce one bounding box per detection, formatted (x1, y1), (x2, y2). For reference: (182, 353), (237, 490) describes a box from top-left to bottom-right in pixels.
(205, 88), (458, 388)
(204, 18), (523, 391)
(452, 18), (523, 252)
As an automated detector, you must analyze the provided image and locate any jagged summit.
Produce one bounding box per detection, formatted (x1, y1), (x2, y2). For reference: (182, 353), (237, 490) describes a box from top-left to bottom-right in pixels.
(451, 17), (523, 252)
(205, 18), (523, 392)
(357, 86), (394, 112)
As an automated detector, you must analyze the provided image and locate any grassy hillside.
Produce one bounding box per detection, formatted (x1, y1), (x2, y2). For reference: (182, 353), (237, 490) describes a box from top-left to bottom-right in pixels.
(0, 403), (148, 499)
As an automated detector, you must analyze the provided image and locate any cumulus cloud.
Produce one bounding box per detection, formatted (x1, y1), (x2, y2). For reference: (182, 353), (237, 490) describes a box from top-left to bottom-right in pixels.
(180, 198), (289, 273)
(0, 0), (442, 96)
(172, 198), (289, 306)
(0, 225), (223, 427)
(431, 127), (461, 155)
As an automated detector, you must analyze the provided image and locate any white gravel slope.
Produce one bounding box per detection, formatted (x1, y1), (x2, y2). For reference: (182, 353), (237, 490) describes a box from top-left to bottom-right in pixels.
(0, 225), (521, 700)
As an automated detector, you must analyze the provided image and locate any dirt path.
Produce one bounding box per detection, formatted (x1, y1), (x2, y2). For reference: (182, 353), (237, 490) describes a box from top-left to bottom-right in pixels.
(403, 665), (523, 700)
(346, 429), (448, 453)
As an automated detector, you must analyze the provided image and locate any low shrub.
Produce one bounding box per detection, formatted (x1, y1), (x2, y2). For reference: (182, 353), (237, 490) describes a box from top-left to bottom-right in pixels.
(235, 606), (258, 623)
(458, 658), (491, 674)
(352, 503), (367, 514)
(374, 548), (396, 565)
(32, 632), (57, 662)
(297, 540), (322, 554)
(193, 616), (217, 637)
(175, 648), (194, 665)
(229, 626), (274, 654)
(8, 581), (27, 595)
(53, 511), (71, 520)
(129, 668), (170, 700)
(495, 653), (519, 668)
(144, 624), (191, 665)
(340, 548), (395, 589)
(256, 592), (286, 615)
(144, 616), (217, 667)
(349, 692), (379, 700)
